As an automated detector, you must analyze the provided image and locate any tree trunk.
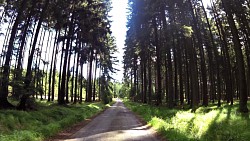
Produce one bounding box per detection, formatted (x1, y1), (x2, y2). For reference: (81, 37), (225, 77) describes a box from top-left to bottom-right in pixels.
(86, 49), (94, 102)
(48, 30), (59, 101)
(148, 52), (152, 104)
(43, 31), (52, 100)
(66, 40), (74, 103)
(187, 37), (199, 112)
(153, 16), (162, 106)
(177, 37), (184, 105)
(74, 52), (79, 104)
(71, 52), (76, 102)
(51, 39), (60, 102)
(133, 55), (137, 102)
(172, 33), (179, 106)
(93, 53), (98, 101)
(161, 7), (173, 107)
(80, 63), (83, 103)
(143, 53), (147, 103)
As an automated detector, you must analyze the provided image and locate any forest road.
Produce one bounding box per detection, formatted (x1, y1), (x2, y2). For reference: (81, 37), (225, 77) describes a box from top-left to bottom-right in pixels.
(64, 99), (160, 141)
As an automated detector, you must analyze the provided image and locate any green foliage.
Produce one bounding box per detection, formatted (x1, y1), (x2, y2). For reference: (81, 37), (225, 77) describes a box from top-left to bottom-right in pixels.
(0, 102), (107, 141)
(125, 101), (250, 141)
(102, 89), (112, 104)
(119, 83), (130, 98)
(0, 0), (5, 5)
(182, 25), (193, 37)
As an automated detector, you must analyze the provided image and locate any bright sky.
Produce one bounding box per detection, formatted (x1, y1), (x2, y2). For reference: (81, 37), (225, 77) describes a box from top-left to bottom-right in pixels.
(109, 0), (128, 82)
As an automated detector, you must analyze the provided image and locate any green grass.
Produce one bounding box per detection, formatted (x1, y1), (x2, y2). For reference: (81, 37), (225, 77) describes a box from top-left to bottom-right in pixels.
(124, 101), (250, 141)
(0, 101), (111, 141)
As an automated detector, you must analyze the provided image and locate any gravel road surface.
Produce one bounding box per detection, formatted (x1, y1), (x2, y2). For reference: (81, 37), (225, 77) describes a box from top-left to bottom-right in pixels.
(65, 100), (159, 141)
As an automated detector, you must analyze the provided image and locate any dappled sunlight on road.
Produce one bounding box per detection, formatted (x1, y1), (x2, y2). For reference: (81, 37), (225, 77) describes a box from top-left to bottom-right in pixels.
(66, 127), (156, 141)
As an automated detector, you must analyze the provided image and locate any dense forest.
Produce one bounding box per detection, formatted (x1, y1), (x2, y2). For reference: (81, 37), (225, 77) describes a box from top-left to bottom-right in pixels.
(123, 0), (250, 113)
(0, 0), (117, 110)
(0, 0), (249, 140)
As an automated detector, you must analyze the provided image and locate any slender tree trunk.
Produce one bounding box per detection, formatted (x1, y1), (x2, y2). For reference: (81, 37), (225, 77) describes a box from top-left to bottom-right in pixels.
(36, 28), (46, 100)
(177, 37), (184, 105)
(133, 55), (137, 102)
(74, 53), (79, 104)
(93, 53), (98, 101)
(80, 63), (83, 103)
(187, 37), (199, 111)
(184, 44), (191, 105)
(58, 31), (66, 102)
(148, 52), (152, 104)
(140, 62), (144, 103)
(172, 33), (179, 106)
(66, 40), (74, 103)
(97, 68), (101, 101)
(71, 51), (76, 102)
(161, 7), (173, 107)
(43, 31), (52, 100)
(48, 31), (58, 101)
(143, 53), (147, 103)
(153, 16), (162, 106)
(51, 39), (60, 102)
(85, 59), (89, 102)
(86, 49), (94, 102)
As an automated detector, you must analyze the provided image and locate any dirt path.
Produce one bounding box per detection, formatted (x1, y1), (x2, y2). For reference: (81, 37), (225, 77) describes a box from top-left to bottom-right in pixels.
(63, 100), (159, 141)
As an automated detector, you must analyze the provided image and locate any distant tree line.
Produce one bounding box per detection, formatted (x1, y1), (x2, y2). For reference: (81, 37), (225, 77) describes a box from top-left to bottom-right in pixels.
(0, 0), (117, 110)
(123, 0), (249, 113)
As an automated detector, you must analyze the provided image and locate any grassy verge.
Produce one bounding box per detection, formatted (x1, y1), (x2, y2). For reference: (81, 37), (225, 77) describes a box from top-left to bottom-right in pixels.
(0, 101), (112, 141)
(124, 100), (250, 141)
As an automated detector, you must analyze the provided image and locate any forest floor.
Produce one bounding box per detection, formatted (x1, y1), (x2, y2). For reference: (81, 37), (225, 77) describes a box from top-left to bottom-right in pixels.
(49, 99), (162, 141)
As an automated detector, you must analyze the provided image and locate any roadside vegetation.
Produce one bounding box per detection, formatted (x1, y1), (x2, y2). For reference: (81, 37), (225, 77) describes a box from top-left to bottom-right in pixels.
(0, 100), (112, 141)
(125, 100), (250, 141)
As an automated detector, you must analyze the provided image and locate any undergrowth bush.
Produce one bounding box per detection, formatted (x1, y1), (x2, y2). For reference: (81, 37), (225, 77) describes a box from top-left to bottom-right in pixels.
(124, 101), (250, 141)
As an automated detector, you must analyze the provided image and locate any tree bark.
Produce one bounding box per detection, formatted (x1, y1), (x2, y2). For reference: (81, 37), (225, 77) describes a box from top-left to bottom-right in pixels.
(86, 49), (94, 102)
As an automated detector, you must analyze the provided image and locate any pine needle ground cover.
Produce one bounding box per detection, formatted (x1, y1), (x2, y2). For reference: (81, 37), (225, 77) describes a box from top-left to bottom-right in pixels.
(0, 101), (111, 141)
(124, 101), (250, 141)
